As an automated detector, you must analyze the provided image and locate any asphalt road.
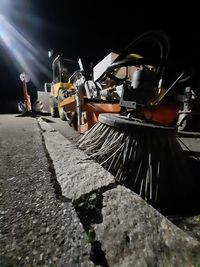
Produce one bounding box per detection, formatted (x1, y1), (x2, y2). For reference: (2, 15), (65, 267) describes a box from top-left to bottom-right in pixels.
(0, 114), (92, 266)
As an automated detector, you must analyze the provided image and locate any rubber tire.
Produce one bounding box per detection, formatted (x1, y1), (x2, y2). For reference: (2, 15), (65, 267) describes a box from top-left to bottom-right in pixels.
(58, 90), (67, 121)
(67, 112), (78, 131)
(49, 96), (59, 117)
(178, 118), (189, 132)
(50, 105), (58, 117)
(58, 101), (66, 121)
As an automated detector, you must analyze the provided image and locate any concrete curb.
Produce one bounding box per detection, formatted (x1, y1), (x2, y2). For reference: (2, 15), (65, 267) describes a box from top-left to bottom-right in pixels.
(38, 118), (200, 267)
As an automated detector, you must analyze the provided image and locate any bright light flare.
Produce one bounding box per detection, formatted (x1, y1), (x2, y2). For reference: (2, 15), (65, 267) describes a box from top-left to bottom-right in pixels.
(0, 13), (51, 89)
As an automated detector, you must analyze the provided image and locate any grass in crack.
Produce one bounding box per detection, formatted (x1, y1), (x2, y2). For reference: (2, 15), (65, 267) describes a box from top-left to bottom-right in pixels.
(73, 192), (103, 232)
(73, 190), (110, 267)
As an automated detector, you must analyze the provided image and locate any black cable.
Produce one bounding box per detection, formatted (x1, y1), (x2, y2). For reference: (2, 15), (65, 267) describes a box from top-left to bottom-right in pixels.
(96, 30), (171, 83)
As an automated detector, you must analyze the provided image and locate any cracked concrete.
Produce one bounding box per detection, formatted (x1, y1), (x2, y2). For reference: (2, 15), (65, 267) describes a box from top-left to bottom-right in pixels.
(39, 118), (115, 200)
(38, 117), (200, 267)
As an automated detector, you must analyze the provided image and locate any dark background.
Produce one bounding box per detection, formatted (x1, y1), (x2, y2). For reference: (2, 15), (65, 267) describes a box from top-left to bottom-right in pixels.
(0, 0), (200, 105)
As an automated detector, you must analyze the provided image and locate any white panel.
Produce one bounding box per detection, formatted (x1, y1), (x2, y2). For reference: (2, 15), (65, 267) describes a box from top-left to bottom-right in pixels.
(93, 52), (119, 81)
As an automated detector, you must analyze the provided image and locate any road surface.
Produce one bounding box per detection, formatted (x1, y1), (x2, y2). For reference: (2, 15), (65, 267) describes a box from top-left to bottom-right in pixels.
(1, 114), (200, 267)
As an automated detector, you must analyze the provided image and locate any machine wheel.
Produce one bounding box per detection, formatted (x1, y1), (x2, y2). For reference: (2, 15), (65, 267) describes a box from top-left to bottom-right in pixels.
(71, 112), (78, 131)
(49, 96), (59, 117)
(67, 112), (78, 131)
(50, 105), (58, 117)
(58, 90), (67, 121)
(58, 104), (66, 121)
(178, 117), (189, 132)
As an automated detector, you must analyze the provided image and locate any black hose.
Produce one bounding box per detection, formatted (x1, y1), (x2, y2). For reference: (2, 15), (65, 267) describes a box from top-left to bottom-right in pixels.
(97, 30), (171, 83)
(116, 30), (170, 62)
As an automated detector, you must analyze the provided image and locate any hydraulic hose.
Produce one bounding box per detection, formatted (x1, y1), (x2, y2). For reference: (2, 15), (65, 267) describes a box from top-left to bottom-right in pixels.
(97, 30), (171, 83)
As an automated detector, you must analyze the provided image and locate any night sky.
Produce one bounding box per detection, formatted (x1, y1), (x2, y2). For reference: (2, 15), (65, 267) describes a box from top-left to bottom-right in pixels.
(0, 0), (200, 101)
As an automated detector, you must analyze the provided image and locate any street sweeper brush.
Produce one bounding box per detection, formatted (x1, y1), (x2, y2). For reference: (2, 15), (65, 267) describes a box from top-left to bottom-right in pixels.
(77, 113), (194, 211)
(76, 30), (196, 211)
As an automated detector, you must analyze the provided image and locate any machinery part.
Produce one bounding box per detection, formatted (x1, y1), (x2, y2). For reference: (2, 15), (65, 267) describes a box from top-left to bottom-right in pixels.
(102, 30), (195, 129)
(33, 100), (44, 113)
(177, 87), (192, 131)
(77, 113), (193, 212)
(68, 112), (78, 131)
(141, 103), (180, 126)
(52, 55), (80, 83)
(50, 52), (121, 133)
(58, 102), (66, 120)
(84, 80), (101, 99)
(177, 117), (188, 132)
(76, 30), (199, 213)
(49, 96), (59, 117)
(105, 57), (164, 85)
(68, 69), (86, 132)
(58, 89), (67, 120)
(96, 30), (170, 84)
(103, 31), (171, 112)
(49, 54), (80, 120)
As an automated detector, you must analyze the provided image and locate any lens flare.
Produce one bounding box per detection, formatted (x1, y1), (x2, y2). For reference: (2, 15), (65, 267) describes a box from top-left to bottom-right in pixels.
(0, 12), (51, 89)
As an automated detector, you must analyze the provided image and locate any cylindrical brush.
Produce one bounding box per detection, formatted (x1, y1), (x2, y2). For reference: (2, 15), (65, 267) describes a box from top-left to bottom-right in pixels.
(77, 113), (194, 212)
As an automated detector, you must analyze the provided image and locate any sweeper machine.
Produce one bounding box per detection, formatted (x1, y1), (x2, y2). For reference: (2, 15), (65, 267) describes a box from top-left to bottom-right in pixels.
(49, 54), (121, 133)
(50, 30), (200, 212)
(49, 31), (199, 133)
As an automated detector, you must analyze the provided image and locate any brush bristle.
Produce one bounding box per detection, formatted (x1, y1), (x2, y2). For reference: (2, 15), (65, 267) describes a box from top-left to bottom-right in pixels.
(77, 117), (193, 210)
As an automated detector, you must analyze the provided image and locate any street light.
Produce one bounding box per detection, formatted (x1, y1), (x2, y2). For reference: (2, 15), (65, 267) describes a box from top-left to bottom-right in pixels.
(0, 3), (51, 89)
